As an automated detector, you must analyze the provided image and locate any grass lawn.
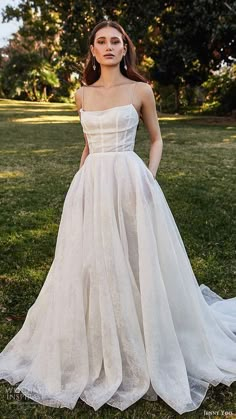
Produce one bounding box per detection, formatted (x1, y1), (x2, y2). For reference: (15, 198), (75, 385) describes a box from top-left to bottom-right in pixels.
(0, 99), (235, 418)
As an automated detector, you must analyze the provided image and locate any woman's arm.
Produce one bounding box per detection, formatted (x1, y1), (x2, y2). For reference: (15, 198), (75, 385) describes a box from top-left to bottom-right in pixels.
(75, 88), (90, 168)
(139, 83), (163, 178)
(79, 141), (90, 169)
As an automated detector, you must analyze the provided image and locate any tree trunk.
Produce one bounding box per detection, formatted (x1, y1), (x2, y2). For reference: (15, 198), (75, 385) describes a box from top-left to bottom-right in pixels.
(24, 88), (32, 100)
(43, 85), (47, 101)
(174, 85), (180, 113)
(32, 80), (38, 101)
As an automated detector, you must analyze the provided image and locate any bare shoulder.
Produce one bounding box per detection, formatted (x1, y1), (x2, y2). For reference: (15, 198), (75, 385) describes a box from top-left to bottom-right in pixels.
(136, 81), (153, 95)
(74, 86), (85, 110)
(75, 86), (84, 99)
(135, 82), (155, 109)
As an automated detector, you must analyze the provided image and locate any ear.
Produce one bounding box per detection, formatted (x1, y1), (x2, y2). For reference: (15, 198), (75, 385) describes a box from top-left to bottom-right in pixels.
(90, 45), (94, 56)
(123, 43), (127, 55)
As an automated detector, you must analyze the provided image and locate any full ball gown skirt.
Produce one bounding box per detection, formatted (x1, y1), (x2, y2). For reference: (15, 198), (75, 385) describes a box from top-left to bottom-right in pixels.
(0, 104), (235, 414)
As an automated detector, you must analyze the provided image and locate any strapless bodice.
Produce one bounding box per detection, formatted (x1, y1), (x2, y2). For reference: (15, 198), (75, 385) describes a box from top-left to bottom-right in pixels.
(80, 104), (139, 153)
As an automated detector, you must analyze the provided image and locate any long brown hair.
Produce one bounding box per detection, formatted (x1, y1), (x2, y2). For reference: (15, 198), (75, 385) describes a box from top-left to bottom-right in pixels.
(82, 20), (149, 86)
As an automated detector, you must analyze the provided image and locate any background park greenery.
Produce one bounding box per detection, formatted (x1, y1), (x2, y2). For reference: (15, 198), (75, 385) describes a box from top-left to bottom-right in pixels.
(0, 0), (236, 417)
(0, 0), (236, 114)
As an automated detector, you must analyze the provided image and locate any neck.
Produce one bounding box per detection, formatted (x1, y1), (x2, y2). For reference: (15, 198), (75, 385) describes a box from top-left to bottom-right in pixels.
(97, 65), (126, 88)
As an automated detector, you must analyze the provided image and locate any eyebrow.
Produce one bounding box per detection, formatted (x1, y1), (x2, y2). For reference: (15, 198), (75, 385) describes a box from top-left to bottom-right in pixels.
(96, 36), (121, 40)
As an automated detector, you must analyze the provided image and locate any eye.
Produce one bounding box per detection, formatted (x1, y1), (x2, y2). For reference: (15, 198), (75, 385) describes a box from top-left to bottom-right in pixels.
(97, 39), (120, 44)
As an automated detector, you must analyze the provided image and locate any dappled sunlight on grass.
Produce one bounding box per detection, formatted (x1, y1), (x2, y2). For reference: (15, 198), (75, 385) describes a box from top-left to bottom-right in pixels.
(32, 148), (57, 154)
(0, 107), (76, 113)
(27, 226), (58, 238)
(0, 170), (25, 179)
(191, 256), (208, 274)
(199, 139), (236, 148)
(4, 232), (23, 245)
(0, 98), (75, 109)
(2, 223), (59, 249)
(222, 136), (236, 143)
(163, 132), (177, 141)
(159, 115), (191, 121)
(11, 115), (78, 124)
(164, 171), (186, 180)
(63, 145), (80, 149)
(0, 150), (17, 154)
(158, 114), (236, 127)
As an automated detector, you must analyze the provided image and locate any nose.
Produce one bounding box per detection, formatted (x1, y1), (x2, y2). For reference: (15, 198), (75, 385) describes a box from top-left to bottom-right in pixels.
(106, 42), (113, 50)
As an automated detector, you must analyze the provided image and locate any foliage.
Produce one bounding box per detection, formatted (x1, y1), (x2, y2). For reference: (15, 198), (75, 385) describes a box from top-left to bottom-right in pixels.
(1, 50), (60, 101)
(200, 64), (236, 115)
(1, 0), (159, 95)
(0, 0), (236, 112)
(1, 3), (64, 101)
(147, 0), (236, 111)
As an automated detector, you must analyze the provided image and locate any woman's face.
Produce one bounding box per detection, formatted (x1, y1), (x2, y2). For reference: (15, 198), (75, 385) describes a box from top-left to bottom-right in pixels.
(90, 26), (127, 67)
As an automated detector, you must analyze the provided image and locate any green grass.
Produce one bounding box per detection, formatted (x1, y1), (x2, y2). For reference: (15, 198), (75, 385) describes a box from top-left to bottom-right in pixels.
(0, 99), (235, 418)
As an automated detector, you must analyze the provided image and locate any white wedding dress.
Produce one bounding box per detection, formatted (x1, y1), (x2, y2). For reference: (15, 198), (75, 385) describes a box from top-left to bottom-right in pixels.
(0, 84), (235, 415)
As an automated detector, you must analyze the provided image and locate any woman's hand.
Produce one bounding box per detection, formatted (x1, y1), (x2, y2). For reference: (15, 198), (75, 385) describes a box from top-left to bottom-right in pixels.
(147, 166), (157, 179)
(139, 83), (163, 176)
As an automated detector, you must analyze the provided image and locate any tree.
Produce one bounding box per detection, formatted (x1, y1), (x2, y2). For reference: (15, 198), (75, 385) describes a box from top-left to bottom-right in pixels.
(2, 0), (160, 80)
(1, 46), (59, 101)
(1, 0), (236, 111)
(201, 64), (236, 115)
(147, 0), (236, 111)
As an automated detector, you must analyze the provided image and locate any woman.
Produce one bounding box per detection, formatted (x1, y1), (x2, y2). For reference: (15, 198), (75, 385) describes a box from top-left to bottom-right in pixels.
(0, 20), (235, 415)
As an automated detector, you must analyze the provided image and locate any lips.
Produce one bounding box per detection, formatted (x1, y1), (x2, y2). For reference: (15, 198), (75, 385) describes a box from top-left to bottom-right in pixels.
(104, 54), (114, 57)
